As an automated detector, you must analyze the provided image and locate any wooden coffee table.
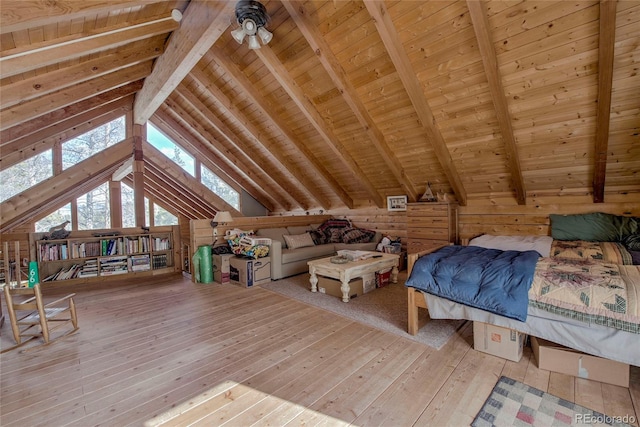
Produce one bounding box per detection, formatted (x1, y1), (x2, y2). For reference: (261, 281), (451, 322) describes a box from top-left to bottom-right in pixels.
(308, 252), (399, 302)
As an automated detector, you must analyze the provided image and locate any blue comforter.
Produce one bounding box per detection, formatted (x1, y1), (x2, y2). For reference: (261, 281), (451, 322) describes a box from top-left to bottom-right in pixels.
(405, 245), (540, 321)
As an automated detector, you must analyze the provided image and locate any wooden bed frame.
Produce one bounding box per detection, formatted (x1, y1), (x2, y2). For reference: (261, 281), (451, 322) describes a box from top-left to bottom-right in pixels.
(406, 244), (449, 335)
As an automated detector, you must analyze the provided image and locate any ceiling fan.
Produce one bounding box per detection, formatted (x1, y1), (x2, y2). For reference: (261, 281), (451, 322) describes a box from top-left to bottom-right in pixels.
(231, 0), (273, 49)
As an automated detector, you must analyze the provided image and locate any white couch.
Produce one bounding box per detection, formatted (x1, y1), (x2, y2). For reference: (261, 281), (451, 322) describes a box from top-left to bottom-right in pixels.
(256, 225), (382, 280)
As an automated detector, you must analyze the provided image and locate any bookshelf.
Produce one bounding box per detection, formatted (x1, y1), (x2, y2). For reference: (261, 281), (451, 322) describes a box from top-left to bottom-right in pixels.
(35, 226), (178, 284)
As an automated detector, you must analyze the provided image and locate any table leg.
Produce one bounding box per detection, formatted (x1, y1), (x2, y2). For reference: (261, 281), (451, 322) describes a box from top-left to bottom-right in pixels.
(309, 268), (318, 292)
(340, 279), (351, 303)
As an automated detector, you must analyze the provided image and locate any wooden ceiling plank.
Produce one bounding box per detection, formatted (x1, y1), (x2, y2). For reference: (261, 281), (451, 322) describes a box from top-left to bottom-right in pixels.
(189, 67), (332, 210)
(157, 100), (287, 211)
(255, 45), (385, 208)
(0, 140), (131, 233)
(0, 80), (143, 145)
(151, 107), (277, 212)
(0, 15), (179, 78)
(1, 101), (131, 171)
(171, 88), (301, 211)
(284, 0), (419, 202)
(364, 0), (468, 206)
(467, 0), (527, 205)
(0, 0), (144, 34)
(1, 39), (164, 110)
(208, 49), (354, 209)
(133, 0), (234, 124)
(0, 61), (152, 131)
(593, 0), (618, 203)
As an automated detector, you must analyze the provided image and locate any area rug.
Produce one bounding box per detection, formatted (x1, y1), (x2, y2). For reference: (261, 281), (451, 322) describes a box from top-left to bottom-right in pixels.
(260, 273), (466, 350)
(472, 376), (634, 427)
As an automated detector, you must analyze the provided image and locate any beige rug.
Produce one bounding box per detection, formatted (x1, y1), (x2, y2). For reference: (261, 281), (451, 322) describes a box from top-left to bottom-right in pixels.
(261, 272), (467, 350)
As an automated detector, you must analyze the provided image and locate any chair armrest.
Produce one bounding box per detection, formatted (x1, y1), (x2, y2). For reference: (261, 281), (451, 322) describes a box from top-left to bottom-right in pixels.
(44, 293), (76, 308)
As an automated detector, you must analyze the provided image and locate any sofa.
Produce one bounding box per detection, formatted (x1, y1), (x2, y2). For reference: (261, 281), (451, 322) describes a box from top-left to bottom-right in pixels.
(256, 221), (382, 280)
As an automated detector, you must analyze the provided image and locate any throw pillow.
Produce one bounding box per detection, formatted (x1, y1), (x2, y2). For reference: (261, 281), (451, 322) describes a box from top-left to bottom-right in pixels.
(309, 229), (327, 245)
(341, 227), (377, 244)
(550, 212), (639, 242)
(317, 218), (351, 234)
(624, 233), (640, 251)
(283, 233), (315, 249)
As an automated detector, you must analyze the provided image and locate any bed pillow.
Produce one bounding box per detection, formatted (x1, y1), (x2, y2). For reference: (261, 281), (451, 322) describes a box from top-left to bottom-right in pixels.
(624, 234), (640, 251)
(283, 233), (315, 249)
(469, 234), (553, 257)
(550, 212), (639, 242)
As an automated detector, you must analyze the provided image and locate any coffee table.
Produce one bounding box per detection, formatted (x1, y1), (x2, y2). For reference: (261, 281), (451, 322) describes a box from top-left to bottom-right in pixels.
(307, 252), (400, 302)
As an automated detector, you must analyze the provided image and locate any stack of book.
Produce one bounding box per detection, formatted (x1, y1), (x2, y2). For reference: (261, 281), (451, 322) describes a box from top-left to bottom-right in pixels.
(77, 259), (98, 277)
(130, 254), (151, 272)
(99, 256), (129, 276)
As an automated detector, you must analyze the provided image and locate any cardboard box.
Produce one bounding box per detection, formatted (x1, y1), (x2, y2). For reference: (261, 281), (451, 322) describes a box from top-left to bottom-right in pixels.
(375, 268), (392, 288)
(229, 256), (271, 287)
(473, 322), (526, 362)
(531, 337), (629, 387)
(213, 254), (233, 284)
(317, 275), (375, 300)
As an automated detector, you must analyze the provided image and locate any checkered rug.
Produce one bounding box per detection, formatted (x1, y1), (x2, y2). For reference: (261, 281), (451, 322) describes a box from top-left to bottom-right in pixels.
(472, 376), (633, 427)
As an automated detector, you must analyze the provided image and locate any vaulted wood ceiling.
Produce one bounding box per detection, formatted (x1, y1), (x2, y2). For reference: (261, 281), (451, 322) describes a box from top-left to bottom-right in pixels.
(1, 0), (639, 231)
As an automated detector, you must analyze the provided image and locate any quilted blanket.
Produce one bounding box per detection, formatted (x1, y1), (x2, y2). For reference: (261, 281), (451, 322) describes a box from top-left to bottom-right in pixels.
(550, 240), (633, 265)
(529, 258), (640, 333)
(405, 245), (540, 321)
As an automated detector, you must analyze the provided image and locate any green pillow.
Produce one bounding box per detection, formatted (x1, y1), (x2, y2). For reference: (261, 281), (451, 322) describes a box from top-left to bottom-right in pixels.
(550, 212), (639, 242)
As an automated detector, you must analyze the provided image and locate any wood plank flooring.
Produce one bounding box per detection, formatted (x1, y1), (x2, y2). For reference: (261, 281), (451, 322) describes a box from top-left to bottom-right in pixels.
(1, 274), (638, 426)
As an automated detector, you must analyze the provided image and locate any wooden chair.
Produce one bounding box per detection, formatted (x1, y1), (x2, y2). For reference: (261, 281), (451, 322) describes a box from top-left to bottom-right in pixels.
(3, 283), (78, 346)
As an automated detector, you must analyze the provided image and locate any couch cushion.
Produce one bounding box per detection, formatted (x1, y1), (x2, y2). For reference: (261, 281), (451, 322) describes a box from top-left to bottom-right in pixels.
(281, 244), (336, 264)
(283, 232), (315, 249)
(256, 227), (288, 245)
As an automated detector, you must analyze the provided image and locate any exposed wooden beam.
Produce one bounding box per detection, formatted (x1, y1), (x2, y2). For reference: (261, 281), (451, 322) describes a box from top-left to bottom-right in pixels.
(467, 0), (527, 205)
(364, 0), (468, 206)
(1, 38), (164, 110)
(133, 0), (234, 125)
(284, 0), (419, 202)
(255, 45), (385, 208)
(168, 89), (298, 211)
(151, 108), (277, 212)
(0, 140), (132, 233)
(0, 14), (179, 78)
(593, 0), (618, 203)
(143, 142), (240, 216)
(1, 102), (131, 171)
(1, 62), (152, 131)
(0, 0), (143, 34)
(189, 68), (332, 210)
(208, 48), (354, 209)
(0, 80), (142, 145)
(112, 158), (134, 182)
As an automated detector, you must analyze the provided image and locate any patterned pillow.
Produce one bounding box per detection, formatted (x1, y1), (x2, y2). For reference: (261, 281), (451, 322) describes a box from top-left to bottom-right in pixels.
(341, 227), (377, 244)
(326, 228), (344, 243)
(309, 230), (327, 245)
(283, 233), (315, 249)
(624, 233), (640, 251)
(317, 218), (351, 234)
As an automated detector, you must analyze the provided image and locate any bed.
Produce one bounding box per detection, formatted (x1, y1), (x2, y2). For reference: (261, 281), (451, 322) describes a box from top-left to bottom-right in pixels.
(405, 213), (640, 367)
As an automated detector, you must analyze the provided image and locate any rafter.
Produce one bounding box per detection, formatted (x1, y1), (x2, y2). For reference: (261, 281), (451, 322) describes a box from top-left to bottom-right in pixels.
(151, 107), (277, 212)
(1, 63), (151, 131)
(171, 87), (303, 211)
(593, 0), (618, 203)
(467, 0), (526, 205)
(1, 38), (164, 110)
(0, 140), (132, 233)
(0, 81), (142, 145)
(189, 67), (332, 210)
(364, 0), (468, 206)
(0, 14), (179, 78)
(254, 45), (385, 208)
(284, 0), (419, 202)
(133, 0), (234, 125)
(208, 49), (354, 209)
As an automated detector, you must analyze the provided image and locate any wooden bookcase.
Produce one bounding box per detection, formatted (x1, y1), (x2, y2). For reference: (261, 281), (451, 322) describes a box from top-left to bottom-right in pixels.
(34, 226), (179, 285)
(406, 202), (458, 253)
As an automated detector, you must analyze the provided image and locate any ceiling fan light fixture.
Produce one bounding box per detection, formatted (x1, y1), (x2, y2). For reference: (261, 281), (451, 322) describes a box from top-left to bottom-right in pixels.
(247, 35), (261, 49)
(257, 26), (272, 45)
(231, 27), (246, 44)
(232, 0), (271, 49)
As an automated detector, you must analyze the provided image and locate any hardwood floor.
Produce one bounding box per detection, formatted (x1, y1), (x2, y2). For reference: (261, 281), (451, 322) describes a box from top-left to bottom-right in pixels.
(1, 274), (638, 426)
